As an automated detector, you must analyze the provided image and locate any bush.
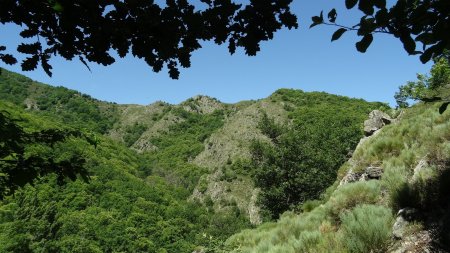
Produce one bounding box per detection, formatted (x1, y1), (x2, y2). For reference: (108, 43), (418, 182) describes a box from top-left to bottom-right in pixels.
(326, 181), (381, 220)
(198, 176), (209, 193)
(340, 204), (393, 253)
(301, 200), (322, 213)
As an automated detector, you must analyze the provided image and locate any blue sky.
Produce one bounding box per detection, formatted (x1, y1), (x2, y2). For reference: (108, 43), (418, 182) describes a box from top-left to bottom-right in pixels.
(0, 0), (432, 106)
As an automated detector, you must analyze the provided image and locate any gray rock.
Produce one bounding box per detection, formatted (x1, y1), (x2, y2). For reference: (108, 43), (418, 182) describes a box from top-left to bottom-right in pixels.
(365, 166), (383, 179)
(393, 208), (420, 239)
(339, 169), (365, 185)
(393, 215), (409, 239)
(412, 159), (428, 181)
(340, 166), (384, 186)
(389, 230), (433, 253)
(398, 207), (419, 221)
(364, 110), (392, 136)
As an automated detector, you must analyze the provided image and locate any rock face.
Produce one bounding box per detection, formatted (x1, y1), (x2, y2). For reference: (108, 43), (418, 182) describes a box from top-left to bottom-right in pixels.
(181, 95), (224, 114)
(364, 110), (392, 136)
(340, 166), (384, 185)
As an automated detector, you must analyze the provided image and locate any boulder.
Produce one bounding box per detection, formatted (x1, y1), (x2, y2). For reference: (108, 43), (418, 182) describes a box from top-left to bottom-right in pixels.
(339, 169), (365, 185)
(393, 215), (409, 239)
(364, 110), (392, 136)
(340, 166), (383, 186)
(393, 208), (420, 239)
(365, 166), (383, 179)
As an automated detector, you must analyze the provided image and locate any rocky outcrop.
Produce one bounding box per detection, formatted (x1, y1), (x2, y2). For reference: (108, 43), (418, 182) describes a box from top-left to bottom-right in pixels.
(182, 95), (224, 114)
(340, 166), (383, 185)
(364, 110), (392, 136)
(340, 110), (392, 186)
(389, 208), (436, 253)
(389, 230), (433, 253)
(366, 166), (383, 179)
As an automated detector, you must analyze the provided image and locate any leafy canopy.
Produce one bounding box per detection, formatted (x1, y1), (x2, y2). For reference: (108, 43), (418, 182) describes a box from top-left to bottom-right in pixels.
(395, 54), (450, 111)
(1, 1), (449, 78)
(0, 0), (297, 79)
(0, 105), (92, 199)
(312, 0), (450, 63)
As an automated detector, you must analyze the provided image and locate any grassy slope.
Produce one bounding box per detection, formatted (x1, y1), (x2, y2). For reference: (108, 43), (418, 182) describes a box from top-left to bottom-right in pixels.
(225, 102), (450, 253)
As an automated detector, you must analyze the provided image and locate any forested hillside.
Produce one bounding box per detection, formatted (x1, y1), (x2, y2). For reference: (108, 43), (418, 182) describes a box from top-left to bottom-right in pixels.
(0, 68), (395, 252)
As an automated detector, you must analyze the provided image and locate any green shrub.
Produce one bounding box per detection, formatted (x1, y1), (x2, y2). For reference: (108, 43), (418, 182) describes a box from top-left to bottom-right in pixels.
(123, 122), (147, 147)
(198, 176), (209, 193)
(301, 200), (322, 213)
(340, 204), (393, 253)
(326, 181), (381, 220)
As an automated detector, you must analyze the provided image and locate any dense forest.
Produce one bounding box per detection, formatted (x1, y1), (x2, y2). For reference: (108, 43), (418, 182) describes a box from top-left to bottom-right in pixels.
(0, 70), (388, 252)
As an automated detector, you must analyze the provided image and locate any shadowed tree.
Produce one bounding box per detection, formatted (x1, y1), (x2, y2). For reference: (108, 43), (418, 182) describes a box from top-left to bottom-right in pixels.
(0, 111), (91, 199)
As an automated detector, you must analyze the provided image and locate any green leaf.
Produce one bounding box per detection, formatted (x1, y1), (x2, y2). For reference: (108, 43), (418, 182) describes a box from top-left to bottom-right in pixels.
(311, 15), (322, 24)
(310, 12), (324, 28)
(420, 48), (433, 63)
(328, 9), (337, 23)
(375, 8), (389, 27)
(400, 34), (416, 54)
(346, 0), (358, 9)
(21, 55), (39, 71)
(359, 0), (374, 15)
(309, 22), (320, 28)
(52, 1), (64, 12)
(373, 0), (386, 9)
(0, 54), (17, 65)
(356, 34), (373, 53)
(331, 28), (347, 41)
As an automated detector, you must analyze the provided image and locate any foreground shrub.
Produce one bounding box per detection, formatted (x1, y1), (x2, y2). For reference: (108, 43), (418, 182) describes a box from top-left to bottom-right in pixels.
(340, 204), (393, 253)
(326, 181), (381, 220)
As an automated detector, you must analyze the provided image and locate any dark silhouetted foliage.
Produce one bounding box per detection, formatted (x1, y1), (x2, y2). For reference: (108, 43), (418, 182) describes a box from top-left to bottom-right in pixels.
(313, 0), (450, 63)
(0, 0), (297, 79)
